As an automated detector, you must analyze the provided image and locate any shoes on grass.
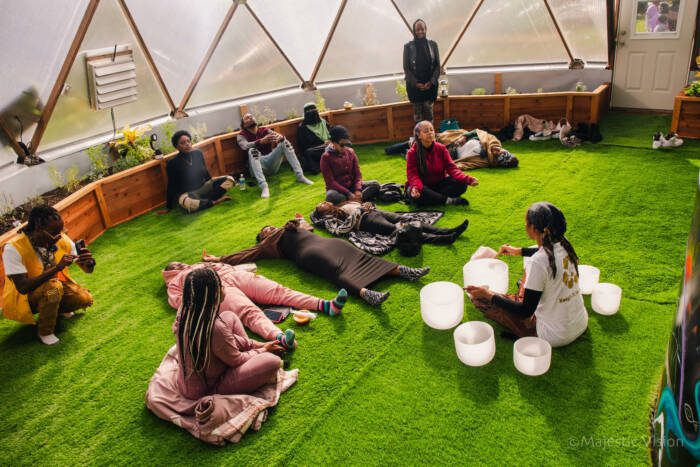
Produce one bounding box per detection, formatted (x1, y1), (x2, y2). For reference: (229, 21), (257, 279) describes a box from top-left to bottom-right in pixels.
(653, 132), (684, 149)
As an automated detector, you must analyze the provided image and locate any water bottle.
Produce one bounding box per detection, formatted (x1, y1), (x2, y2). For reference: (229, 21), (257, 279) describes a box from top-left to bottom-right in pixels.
(238, 174), (246, 191)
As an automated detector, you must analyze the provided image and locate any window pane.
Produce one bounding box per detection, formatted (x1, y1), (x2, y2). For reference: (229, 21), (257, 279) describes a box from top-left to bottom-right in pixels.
(316, 0), (411, 83)
(549, 0), (607, 62)
(123, 0), (233, 105)
(187, 6), (301, 109)
(634, 0), (681, 33)
(41, 0), (169, 150)
(393, 0), (478, 58)
(0, 0), (89, 143)
(448, 0), (569, 67)
(248, 0), (342, 80)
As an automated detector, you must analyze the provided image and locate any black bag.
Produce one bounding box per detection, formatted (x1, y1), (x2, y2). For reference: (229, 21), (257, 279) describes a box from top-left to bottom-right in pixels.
(377, 183), (405, 203)
(395, 221), (423, 257)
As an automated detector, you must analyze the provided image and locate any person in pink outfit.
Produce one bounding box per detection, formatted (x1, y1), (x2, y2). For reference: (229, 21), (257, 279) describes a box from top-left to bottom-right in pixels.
(163, 261), (347, 342)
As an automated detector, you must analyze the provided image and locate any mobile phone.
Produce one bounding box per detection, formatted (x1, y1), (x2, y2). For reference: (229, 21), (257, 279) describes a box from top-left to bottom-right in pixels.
(263, 306), (291, 323)
(75, 239), (86, 253)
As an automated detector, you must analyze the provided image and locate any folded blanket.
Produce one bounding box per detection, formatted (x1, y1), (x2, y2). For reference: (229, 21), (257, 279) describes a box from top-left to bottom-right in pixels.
(145, 345), (296, 445)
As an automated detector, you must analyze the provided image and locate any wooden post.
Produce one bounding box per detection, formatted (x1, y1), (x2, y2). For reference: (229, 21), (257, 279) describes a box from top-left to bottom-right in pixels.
(670, 95), (682, 133)
(494, 73), (503, 95)
(239, 104), (249, 120)
(94, 182), (113, 228)
(387, 107), (394, 140)
(159, 158), (168, 190)
(443, 96), (451, 118)
(566, 95), (574, 122)
(503, 96), (511, 127)
(589, 94), (600, 123)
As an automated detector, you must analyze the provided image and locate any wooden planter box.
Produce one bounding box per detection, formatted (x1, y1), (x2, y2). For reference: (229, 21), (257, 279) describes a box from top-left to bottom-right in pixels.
(671, 93), (700, 139)
(0, 83), (610, 307)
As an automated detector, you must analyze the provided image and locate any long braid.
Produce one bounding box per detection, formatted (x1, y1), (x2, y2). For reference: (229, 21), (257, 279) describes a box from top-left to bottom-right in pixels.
(414, 122), (428, 177)
(177, 268), (222, 379)
(541, 227), (557, 278)
(526, 202), (576, 279)
(560, 236), (579, 274)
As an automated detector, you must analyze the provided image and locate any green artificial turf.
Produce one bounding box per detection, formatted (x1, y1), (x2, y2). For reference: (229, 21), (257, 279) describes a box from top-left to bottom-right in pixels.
(1, 112), (698, 465)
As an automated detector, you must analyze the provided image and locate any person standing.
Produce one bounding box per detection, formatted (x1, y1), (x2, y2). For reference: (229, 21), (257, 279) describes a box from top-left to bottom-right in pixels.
(403, 19), (440, 123)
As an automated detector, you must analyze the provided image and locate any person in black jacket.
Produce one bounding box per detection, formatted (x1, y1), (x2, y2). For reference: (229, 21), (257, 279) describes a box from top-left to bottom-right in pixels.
(162, 130), (234, 214)
(403, 19), (440, 123)
(296, 103), (330, 174)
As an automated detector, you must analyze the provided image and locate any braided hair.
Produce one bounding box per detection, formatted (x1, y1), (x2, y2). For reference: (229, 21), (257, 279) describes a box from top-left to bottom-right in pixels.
(23, 205), (60, 233)
(177, 268), (222, 379)
(413, 121), (432, 177)
(526, 202), (579, 278)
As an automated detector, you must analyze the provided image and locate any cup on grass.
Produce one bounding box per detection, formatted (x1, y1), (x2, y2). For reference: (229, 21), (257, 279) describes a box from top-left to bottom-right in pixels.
(453, 321), (496, 367)
(420, 281), (464, 330)
(513, 337), (551, 376)
(591, 283), (622, 315)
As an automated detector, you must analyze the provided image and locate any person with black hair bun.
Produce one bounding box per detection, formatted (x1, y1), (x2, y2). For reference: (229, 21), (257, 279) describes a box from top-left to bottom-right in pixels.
(2, 205), (95, 345)
(160, 130), (234, 214)
(466, 202), (588, 347)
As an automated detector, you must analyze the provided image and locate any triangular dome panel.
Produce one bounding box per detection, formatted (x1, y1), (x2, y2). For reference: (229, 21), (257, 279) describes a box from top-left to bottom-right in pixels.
(0, 0), (90, 153)
(315, 0), (411, 83)
(123, 0), (233, 105)
(393, 0), (479, 57)
(447, 0), (569, 68)
(187, 5), (302, 109)
(41, 0), (170, 150)
(548, 0), (607, 63)
(248, 0), (342, 80)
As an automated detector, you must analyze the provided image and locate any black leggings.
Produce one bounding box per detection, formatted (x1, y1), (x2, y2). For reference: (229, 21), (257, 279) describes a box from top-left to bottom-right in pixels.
(359, 210), (451, 236)
(413, 177), (467, 206)
(301, 145), (325, 174)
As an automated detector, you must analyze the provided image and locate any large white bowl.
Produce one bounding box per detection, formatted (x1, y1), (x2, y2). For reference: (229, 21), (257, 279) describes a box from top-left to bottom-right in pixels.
(591, 282), (622, 315)
(420, 281), (464, 330)
(463, 258), (509, 294)
(578, 265), (600, 295)
(453, 321), (496, 367)
(513, 337), (552, 376)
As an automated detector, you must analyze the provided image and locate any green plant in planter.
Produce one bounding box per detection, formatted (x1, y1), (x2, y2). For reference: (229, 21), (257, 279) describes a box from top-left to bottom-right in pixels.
(537, 87), (544, 93)
(395, 80), (408, 101)
(685, 81), (700, 97)
(161, 121), (177, 154)
(505, 86), (518, 95)
(109, 124), (155, 167)
(86, 144), (109, 180)
(362, 83), (379, 106)
(250, 105), (277, 125)
(471, 87), (487, 95)
(48, 165), (83, 193)
(314, 90), (327, 112)
(189, 122), (208, 143)
(285, 109), (301, 120)
(575, 81), (588, 92)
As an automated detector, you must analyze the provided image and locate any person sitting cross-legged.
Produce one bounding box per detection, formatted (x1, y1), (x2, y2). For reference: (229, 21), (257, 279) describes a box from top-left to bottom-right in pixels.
(162, 130), (234, 214)
(320, 125), (381, 205)
(237, 113), (313, 199)
(1, 205), (95, 345)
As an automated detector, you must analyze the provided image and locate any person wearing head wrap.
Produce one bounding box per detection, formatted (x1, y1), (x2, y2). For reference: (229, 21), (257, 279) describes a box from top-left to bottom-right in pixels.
(403, 19), (440, 123)
(296, 103), (330, 174)
(466, 202), (588, 347)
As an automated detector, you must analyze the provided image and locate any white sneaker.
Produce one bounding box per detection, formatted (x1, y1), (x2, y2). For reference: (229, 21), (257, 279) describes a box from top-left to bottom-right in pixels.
(260, 185), (270, 198)
(652, 132), (666, 149)
(529, 131), (552, 141)
(61, 312), (75, 319)
(39, 333), (59, 345)
(297, 176), (314, 185)
(664, 133), (684, 148)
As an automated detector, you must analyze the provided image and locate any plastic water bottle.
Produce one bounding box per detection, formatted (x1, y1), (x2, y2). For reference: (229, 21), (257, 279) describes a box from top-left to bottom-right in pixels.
(238, 174), (246, 190)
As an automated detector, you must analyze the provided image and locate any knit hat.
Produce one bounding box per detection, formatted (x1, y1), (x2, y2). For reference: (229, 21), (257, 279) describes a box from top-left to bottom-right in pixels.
(329, 125), (350, 143)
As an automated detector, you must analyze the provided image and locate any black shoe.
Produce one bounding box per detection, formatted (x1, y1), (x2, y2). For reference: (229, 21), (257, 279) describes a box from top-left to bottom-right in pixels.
(452, 219), (469, 237)
(446, 197), (468, 206)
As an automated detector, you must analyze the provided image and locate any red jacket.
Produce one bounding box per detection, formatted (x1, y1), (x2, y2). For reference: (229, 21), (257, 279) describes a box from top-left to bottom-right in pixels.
(320, 146), (363, 195)
(238, 127), (274, 154)
(406, 142), (475, 191)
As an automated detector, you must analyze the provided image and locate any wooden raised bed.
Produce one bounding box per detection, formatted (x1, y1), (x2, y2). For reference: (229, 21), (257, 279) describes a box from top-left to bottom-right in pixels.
(671, 92), (700, 139)
(0, 83), (610, 307)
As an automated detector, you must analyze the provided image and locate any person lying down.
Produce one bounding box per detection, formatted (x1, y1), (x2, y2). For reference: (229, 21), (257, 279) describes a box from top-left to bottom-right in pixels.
(201, 218), (431, 306)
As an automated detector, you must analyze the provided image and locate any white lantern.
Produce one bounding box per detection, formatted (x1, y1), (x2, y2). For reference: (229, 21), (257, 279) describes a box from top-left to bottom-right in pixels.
(420, 281), (464, 330)
(578, 265), (600, 295)
(591, 283), (622, 315)
(463, 259), (509, 294)
(453, 321), (496, 367)
(513, 337), (551, 376)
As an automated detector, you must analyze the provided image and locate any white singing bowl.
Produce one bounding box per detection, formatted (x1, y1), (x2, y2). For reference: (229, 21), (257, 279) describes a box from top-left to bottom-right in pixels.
(463, 259), (509, 294)
(513, 337), (552, 376)
(578, 265), (600, 295)
(591, 282), (622, 315)
(420, 281), (464, 330)
(453, 321), (496, 367)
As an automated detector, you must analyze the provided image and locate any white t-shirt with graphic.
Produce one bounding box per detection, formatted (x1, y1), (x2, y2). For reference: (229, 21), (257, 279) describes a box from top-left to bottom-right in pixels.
(2, 239), (77, 276)
(524, 242), (588, 347)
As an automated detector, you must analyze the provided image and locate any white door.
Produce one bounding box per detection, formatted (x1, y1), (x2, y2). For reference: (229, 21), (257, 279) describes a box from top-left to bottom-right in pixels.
(612, 0), (698, 110)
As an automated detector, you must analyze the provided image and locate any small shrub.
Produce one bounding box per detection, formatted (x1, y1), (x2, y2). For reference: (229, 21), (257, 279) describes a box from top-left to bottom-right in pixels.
(64, 165), (82, 193)
(86, 144), (109, 180)
(314, 90), (327, 112)
(189, 122), (208, 143)
(250, 105), (277, 126)
(575, 81), (588, 92)
(48, 165), (65, 191)
(471, 87), (486, 95)
(0, 192), (15, 218)
(395, 80), (408, 102)
(285, 109), (301, 120)
(161, 121), (177, 154)
(685, 81), (700, 97)
(505, 86), (518, 95)
(536, 87), (544, 93)
(362, 83), (379, 107)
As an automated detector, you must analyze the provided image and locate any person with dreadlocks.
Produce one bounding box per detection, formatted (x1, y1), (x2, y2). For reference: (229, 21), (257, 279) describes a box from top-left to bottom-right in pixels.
(173, 267), (297, 399)
(1, 205), (95, 345)
(320, 125), (381, 205)
(466, 202), (588, 347)
(163, 261), (347, 343)
(162, 130), (235, 214)
(201, 218), (431, 306)
(403, 19), (441, 123)
(296, 103), (330, 174)
(406, 121), (478, 207)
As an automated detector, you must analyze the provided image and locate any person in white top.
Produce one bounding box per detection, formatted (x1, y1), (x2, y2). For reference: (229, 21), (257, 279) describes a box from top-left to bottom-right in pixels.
(466, 202), (588, 347)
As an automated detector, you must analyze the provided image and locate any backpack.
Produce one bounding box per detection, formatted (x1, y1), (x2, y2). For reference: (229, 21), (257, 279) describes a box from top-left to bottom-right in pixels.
(377, 183), (405, 203)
